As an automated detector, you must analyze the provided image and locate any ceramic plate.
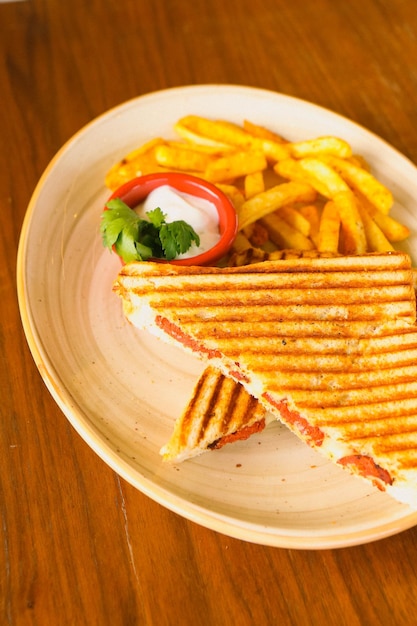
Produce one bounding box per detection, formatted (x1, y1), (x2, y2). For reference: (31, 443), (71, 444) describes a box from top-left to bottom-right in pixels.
(17, 85), (417, 549)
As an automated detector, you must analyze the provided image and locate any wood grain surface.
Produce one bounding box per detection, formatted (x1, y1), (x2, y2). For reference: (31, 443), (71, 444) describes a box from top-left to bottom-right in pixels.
(1, 0), (417, 624)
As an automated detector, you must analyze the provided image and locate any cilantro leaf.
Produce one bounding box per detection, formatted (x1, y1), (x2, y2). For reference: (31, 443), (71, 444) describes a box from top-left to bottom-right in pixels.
(159, 221), (200, 260)
(100, 199), (140, 250)
(147, 207), (166, 228)
(101, 199), (154, 262)
(114, 228), (148, 263)
(101, 197), (201, 263)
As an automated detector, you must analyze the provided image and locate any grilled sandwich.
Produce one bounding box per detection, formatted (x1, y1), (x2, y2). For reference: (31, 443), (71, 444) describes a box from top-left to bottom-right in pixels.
(160, 365), (268, 462)
(113, 251), (417, 508)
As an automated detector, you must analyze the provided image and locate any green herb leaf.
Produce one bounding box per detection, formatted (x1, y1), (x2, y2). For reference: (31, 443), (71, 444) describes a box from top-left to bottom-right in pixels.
(101, 198), (154, 262)
(100, 199), (140, 250)
(159, 221), (200, 260)
(100, 198), (201, 263)
(147, 207), (166, 228)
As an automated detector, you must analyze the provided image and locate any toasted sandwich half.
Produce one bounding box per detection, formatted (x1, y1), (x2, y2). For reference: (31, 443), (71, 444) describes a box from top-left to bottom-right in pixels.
(160, 365), (268, 462)
(113, 252), (417, 508)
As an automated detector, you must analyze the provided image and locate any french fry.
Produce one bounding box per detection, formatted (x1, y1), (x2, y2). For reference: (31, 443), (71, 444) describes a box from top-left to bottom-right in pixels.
(298, 204), (321, 247)
(333, 191), (367, 254)
(177, 115), (255, 149)
(355, 192), (410, 242)
(215, 184), (246, 210)
(274, 158), (305, 180)
(289, 136), (352, 159)
(118, 137), (165, 161)
(349, 154), (370, 171)
(275, 159), (335, 198)
(105, 138), (166, 190)
(323, 155), (393, 214)
(177, 116), (290, 161)
(243, 222), (270, 247)
(166, 140), (232, 155)
(297, 158), (350, 197)
(155, 144), (215, 172)
(277, 206), (311, 237)
(174, 123), (233, 149)
(228, 247), (331, 267)
(238, 181), (317, 230)
(232, 231), (254, 253)
(244, 171), (265, 199)
(356, 200), (395, 252)
(205, 151), (268, 183)
(243, 120), (287, 143)
(317, 201), (341, 253)
(219, 120), (290, 160)
(260, 139), (291, 162)
(228, 247), (271, 266)
(260, 213), (315, 251)
(373, 210), (410, 242)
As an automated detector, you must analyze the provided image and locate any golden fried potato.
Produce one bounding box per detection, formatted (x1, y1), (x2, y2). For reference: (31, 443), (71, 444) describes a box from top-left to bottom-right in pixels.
(244, 171), (265, 199)
(166, 140), (233, 155)
(297, 158), (350, 197)
(155, 144), (215, 172)
(333, 191), (367, 255)
(205, 151), (268, 183)
(104, 138), (167, 190)
(355, 192), (410, 242)
(176, 115), (255, 149)
(317, 201), (341, 253)
(356, 199), (394, 252)
(275, 159), (334, 197)
(262, 141), (291, 162)
(298, 204), (321, 247)
(174, 120), (238, 149)
(289, 136), (352, 159)
(215, 184), (246, 210)
(243, 119), (287, 142)
(322, 155), (393, 214)
(348, 154), (371, 171)
(277, 206), (311, 237)
(231, 231), (254, 253)
(243, 222), (270, 247)
(238, 181), (317, 230)
(260, 213), (315, 251)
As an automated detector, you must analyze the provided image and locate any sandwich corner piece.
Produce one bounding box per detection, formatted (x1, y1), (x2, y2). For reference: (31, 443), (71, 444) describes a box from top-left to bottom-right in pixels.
(160, 365), (268, 462)
(113, 251), (417, 510)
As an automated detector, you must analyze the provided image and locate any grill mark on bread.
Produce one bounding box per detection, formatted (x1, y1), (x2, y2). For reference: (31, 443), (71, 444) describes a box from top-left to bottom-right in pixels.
(208, 418), (266, 449)
(160, 365), (266, 460)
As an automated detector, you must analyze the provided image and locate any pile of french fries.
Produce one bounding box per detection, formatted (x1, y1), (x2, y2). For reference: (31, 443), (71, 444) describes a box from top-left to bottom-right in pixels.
(105, 115), (410, 258)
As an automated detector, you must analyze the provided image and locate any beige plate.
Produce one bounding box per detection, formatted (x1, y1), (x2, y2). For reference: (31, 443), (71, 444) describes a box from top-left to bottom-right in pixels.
(17, 85), (417, 549)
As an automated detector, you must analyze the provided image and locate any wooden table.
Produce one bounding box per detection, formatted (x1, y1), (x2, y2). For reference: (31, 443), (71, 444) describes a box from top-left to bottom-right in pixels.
(2, 0), (417, 624)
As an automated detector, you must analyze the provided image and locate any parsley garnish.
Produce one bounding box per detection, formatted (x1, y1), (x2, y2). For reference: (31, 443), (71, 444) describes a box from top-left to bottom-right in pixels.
(100, 198), (200, 263)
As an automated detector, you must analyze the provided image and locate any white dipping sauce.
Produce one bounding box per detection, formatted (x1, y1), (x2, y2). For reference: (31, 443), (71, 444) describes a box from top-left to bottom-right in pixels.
(136, 185), (221, 258)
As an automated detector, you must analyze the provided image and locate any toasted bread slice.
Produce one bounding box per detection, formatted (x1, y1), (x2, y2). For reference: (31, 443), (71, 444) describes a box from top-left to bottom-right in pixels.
(160, 365), (268, 462)
(114, 252), (417, 507)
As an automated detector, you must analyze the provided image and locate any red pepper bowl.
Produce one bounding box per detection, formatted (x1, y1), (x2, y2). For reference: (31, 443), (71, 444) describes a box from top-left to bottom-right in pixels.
(106, 172), (238, 266)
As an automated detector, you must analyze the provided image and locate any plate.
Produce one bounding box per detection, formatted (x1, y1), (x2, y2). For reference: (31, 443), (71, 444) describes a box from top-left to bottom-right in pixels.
(17, 84), (417, 549)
